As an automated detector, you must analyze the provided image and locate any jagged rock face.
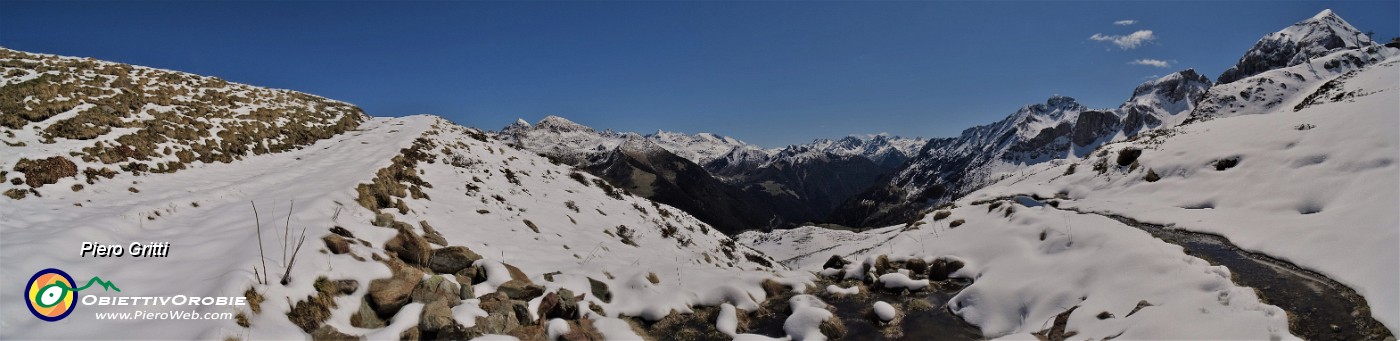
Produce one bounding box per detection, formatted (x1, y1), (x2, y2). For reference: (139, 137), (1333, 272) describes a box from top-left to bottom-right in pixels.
(1120, 106), (1160, 135)
(1072, 111), (1121, 147)
(1218, 9), (1376, 84)
(1006, 122), (1073, 160)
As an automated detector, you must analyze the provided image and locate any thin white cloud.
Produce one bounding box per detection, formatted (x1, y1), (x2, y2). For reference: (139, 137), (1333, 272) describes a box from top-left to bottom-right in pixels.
(1114, 20), (1138, 26)
(1090, 30), (1156, 49)
(1129, 59), (1171, 67)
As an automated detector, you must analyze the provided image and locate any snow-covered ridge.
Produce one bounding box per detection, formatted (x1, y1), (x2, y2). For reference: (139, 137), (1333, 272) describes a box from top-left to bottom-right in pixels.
(0, 47), (366, 199)
(499, 115), (754, 167)
(1189, 44), (1397, 122)
(761, 134), (928, 169)
(498, 115), (927, 173)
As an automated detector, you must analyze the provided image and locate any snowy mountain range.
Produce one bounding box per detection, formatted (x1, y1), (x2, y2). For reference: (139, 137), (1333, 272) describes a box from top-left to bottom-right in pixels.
(828, 69), (1213, 227)
(2, 8), (1397, 341)
(499, 116), (927, 231)
(828, 10), (1397, 228)
(499, 116), (924, 175)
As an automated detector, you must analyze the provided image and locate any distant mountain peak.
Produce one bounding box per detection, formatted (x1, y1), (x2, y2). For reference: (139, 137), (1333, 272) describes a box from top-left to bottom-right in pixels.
(1310, 8), (1336, 21)
(535, 115), (593, 133)
(1044, 95), (1081, 109)
(1009, 95), (1084, 126)
(1217, 9), (1375, 84)
(1130, 69), (1212, 103)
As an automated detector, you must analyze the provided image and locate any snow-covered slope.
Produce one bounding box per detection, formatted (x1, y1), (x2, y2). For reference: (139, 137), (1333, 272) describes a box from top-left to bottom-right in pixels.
(0, 47), (366, 200)
(1, 113), (794, 339)
(1, 52), (794, 340)
(741, 196), (1297, 339)
(961, 56), (1400, 334)
(1189, 44), (1395, 122)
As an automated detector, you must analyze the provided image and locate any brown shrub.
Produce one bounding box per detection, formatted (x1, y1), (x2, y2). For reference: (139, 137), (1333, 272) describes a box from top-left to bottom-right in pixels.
(4, 188), (26, 200)
(13, 156), (77, 188)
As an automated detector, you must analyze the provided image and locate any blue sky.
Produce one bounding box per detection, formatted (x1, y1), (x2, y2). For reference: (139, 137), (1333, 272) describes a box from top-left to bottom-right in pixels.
(2, 1), (1396, 147)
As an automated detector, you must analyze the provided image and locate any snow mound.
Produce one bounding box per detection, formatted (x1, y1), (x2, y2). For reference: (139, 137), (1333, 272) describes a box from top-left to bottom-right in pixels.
(826, 284), (859, 296)
(873, 301), (897, 322)
(877, 273), (929, 291)
(783, 295), (835, 341)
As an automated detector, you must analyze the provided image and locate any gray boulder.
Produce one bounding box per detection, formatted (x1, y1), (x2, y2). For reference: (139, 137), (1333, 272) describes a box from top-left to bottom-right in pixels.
(429, 246), (481, 274)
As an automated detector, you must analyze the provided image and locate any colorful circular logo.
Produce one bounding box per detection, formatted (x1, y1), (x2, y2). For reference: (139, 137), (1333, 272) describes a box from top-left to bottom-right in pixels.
(26, 268), (77, 322)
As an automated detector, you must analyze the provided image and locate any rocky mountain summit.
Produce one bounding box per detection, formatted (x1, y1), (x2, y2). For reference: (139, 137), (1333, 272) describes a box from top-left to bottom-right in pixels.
(1218, 9), (1379, 84)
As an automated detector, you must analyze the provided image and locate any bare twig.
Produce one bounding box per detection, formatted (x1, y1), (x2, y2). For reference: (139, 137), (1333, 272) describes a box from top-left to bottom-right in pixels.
(251, 201), (268, 285)
(282, 200), (294, 267)
(280, 223), (308, 286)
